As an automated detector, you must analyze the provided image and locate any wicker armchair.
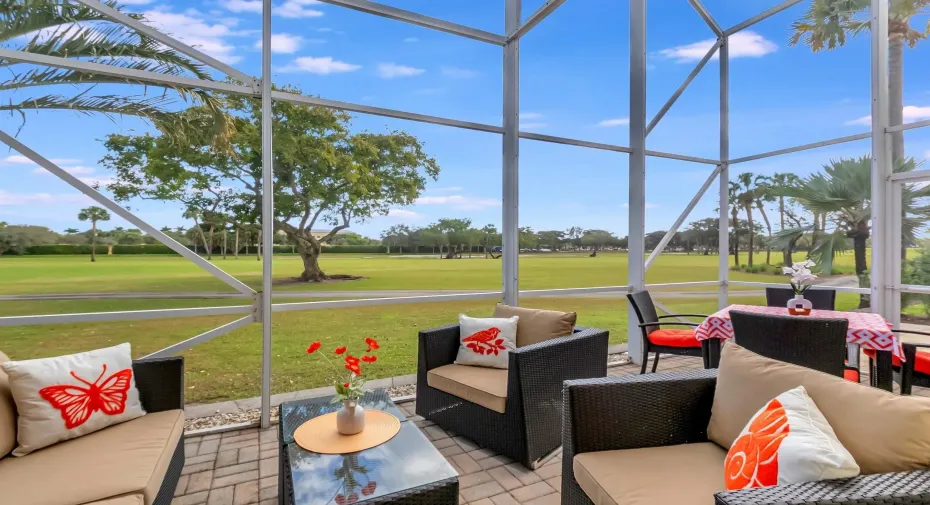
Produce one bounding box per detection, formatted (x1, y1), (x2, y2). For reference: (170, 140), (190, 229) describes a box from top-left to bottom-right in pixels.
(133, 357), (186, 505)
(562, 370), (930, 505)
(416, 324), (608, 468)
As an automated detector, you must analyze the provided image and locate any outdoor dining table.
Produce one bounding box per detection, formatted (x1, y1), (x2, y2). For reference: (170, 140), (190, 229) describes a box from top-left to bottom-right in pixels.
(694, 304), (903, 391)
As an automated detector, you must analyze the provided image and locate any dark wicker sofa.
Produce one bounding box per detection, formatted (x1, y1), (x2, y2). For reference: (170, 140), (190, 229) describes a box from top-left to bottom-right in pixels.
(562, 369), (930, 505)
(135, 356), (187, 505)
(416, 324), (609, 468)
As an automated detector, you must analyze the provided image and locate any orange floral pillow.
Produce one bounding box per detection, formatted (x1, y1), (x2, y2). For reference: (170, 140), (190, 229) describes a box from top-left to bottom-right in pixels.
(725, 386), (859, 490)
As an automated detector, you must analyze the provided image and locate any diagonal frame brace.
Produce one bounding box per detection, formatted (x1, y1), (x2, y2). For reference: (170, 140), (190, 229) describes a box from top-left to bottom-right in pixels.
(507, 0), (568, 41)
(688, 0), (723, 36)
(0, 130), (256, 296)
(72, 0), (255, 85)
(644, 164), (722, 272)
(725, 0), (804, 36)
(647, 39), (721, 136)
(143, 315), (255, 359)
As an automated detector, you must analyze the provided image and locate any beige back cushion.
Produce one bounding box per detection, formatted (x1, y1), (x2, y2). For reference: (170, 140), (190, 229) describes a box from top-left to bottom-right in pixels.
(708, 343), (930, 475)
(0, 351), (15, 459)
(493, 304), (577, 347)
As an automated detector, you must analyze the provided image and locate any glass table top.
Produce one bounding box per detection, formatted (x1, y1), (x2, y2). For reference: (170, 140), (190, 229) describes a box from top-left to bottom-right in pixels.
(286, 422), (457, 505)
(280, 389), (408, 444)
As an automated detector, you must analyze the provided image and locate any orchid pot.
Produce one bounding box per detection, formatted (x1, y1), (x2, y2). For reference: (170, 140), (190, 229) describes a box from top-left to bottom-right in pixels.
(782, 260), (818, 316)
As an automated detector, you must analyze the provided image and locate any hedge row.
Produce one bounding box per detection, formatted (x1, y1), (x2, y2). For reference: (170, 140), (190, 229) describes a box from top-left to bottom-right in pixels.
(3, 244), (389, 255)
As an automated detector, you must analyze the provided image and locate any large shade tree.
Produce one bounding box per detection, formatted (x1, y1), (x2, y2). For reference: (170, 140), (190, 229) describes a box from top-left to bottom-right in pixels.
(1, 0), (226, 137)
(101, 91), (439, 282)
(790, 0), (930, 163)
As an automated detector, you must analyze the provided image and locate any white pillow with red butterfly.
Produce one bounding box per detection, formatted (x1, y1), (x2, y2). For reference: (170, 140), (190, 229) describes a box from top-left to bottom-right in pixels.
(0, 343), (145, 456)
(455, 314), (519, 369)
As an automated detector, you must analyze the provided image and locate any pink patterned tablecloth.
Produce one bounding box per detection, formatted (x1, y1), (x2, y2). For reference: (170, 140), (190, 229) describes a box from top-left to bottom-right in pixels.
(694, 304), (904, 360)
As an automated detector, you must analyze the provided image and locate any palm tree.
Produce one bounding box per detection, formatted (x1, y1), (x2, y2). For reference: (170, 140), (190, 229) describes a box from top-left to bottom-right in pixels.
(778, 156), (930, 308)
(182, 207), (211, 259)
(0, 0), (227, 138)
(734, 173), (762, 267)
(754, 175), (776, 265)
(790, 0), (930, 164)
(729, 181), (741, 267)
(64, 227), (79, 234)
(77, 205), (110, 262)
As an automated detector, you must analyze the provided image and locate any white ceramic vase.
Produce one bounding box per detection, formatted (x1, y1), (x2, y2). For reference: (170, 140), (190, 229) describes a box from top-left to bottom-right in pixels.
(336, 400), (365, 435)
(787, 294), (813, 315)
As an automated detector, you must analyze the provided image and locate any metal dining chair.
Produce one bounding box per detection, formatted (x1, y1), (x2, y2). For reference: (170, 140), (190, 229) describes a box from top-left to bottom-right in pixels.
(863, 329), (930, 394)
(729, 311), (850, 379)
(626, 290), (709, 374)
(765, 287), (837, 310)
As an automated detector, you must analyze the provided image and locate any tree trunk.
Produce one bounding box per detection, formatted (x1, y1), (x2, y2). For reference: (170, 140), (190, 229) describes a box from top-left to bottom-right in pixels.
(779, 196), (785, 231)
(731, 209), (740, 267)
(90, 221), (97, 263)
(745, 206), (754, 267)
(295, 237), (327, 282)
(234, 228), (239, 259)
(207, 225), (214, 260)
(757, 202), (772, 265)
(222, 230), (227, 259)
(256, 235), (261, 261)
(854, 231), (870, 309)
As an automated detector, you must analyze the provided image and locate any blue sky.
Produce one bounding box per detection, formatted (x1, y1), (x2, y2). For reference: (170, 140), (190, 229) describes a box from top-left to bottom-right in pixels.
(2, 0), (930, 238)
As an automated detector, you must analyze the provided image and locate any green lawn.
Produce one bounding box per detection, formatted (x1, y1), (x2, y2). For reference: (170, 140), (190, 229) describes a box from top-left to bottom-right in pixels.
(0, 250), (876, 295)
(0, 251), (881, 405)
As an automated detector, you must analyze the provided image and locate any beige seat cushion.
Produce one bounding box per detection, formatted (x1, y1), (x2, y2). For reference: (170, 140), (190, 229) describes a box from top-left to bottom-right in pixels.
(708, 343), (930, 475)
(574, 443), (726, 505)
(493, 304), (577, 347)
(0, 351), (15, 459)
(427, 364), (508, 413)
(86, 495), (144, 505)
(0, 410), (184, 505)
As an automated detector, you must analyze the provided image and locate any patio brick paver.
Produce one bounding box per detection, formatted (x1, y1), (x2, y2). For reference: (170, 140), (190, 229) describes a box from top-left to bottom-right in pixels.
(173, 354), (930, 505)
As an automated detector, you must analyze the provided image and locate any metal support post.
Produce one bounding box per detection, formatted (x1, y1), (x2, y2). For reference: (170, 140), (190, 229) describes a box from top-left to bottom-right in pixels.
(870, 0), (889, 316)
(259, 0), (274, 429)
(502, 0), (521, 306)
(718, 36), (730, 309)
(628, 0), (647, 365)
(890, 183), (903, 328)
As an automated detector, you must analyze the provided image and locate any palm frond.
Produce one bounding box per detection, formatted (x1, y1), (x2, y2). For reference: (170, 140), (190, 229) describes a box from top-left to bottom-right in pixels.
(0, 0), (135, 44)
(768, 225), (812, 252)
(809, 230), (851, 275)
(789, 0), (870, 51)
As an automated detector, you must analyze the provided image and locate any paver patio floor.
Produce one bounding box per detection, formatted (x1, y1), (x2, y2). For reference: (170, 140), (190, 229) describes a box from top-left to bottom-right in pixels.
(172, 354), (928, 505)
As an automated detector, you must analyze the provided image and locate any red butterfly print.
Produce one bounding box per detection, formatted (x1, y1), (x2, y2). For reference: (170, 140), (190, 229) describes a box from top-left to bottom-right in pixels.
(39, 364), (133, 430)
(463, 327), (506, 356)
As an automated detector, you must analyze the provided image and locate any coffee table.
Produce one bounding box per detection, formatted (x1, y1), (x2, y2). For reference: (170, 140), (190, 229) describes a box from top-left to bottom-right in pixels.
(278, 389), (459, 505)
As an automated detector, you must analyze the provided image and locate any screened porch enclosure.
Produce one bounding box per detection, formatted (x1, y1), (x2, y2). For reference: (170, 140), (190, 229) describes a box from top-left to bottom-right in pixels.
(1, 0), (929, 430)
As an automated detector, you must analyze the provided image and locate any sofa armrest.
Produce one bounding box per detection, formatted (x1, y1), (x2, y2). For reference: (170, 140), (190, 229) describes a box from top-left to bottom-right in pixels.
(714, 470), (930, 505)
(133, 357), (184, 413)
(418, 324), (460, 372)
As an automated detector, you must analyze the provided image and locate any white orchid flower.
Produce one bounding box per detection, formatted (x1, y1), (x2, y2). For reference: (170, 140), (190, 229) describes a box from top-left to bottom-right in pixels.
(782, 267), (794, 275)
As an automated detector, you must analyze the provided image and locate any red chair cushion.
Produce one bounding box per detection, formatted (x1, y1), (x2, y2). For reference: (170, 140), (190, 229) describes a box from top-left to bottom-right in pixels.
(647, 329), (701, 348)
(864, 348), (930, 374)
(843, 368), (860, 383)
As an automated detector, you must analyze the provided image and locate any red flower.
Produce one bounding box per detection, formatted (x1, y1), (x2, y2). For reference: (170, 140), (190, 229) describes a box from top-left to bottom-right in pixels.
(362, 482), (377, 496)
(365, 337), (380, 353)
(335, 496), (346, 505)
(343, 382), (350, 388)
(346, 363), (361, 375)
(347, 493), (359, 504)
(345, 355), (360, 366)
(361, 355), (377, 363)
(334, 346), (347, 355)
(306, 342), (322, 354)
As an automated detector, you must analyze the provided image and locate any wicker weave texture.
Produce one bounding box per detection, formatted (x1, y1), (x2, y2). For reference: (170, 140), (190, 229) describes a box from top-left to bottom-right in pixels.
(729, 311), (849, 377)
(416, 324), (609, 467)
(131, 357), (185, 504)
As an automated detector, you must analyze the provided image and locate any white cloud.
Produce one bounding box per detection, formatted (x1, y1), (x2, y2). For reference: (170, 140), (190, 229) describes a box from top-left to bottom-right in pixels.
(32, 165), (96, 176)
(117, 0), (155, 4)
(521, 112), (543, 119)
(386, 209), (422, 219)
(221, 0), (262, 13)
(596, 118), (629, 127)
(377, 62), (425, 79)
(275, 0), (324, 18)
(924, 150), (930, 160)
(279, 56), (361, 74)
(846, 105), (930, 126)
(425, 186), (464, 193)
(0, 190), (89, 206)
(404, 37), (419, 43)
(142, 7), (244, 64)
(659, 31), (776, 63)
(415, 195), (501, 210)
(254, 33), (303, 53)
(79, 176), (117, 188)
(1, 155), (81, 166)
(520, 122), (548, 130)
(441, 66), (478, 79)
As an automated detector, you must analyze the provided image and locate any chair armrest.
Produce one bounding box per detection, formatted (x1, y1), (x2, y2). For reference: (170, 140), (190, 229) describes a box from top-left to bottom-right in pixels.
(417, 324), (460, 372)
(563, 369), (717, 456)
(510, 328), (610, 396)
(638, 321), (700, 328)
(714, 470), (930, 505)
(132, 357), (184, 413)
(657, 314), (708, 319)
